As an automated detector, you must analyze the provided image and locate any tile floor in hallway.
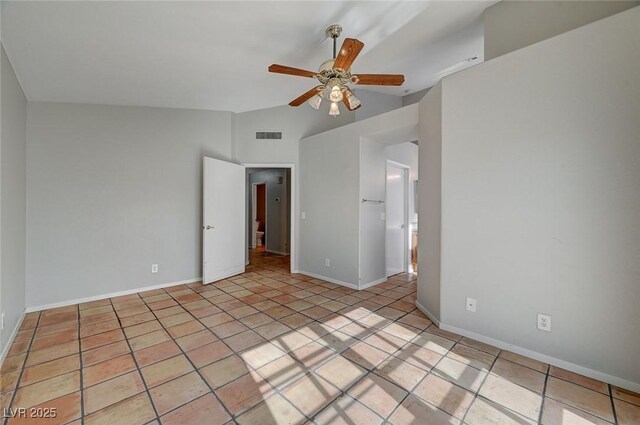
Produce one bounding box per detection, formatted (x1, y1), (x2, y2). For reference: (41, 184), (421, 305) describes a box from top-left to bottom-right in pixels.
(1, 250), (639, 425)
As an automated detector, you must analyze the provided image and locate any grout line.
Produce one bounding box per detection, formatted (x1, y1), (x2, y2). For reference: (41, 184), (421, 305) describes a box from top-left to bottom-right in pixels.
(76, 305), (85, 425)
(136, 288), (238, 421)
(106, 296), (163, 423)
(537, 357), (551, 424)
(6, 257), (431, 424)
(609, 383), (619, 425)
(3, 311), (42, 425)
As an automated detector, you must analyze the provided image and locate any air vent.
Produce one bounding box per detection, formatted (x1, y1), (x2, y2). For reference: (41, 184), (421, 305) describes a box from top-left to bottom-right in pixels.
(256, 131), (283, 140)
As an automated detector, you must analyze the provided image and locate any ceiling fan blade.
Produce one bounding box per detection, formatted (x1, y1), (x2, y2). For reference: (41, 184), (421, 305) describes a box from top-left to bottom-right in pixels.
(333, 38), (364, 71)
(289, 86), (323, 107)
(342, 88), (362, 111)
(353, 74), (405, 86)
(269, 64), (317, 78)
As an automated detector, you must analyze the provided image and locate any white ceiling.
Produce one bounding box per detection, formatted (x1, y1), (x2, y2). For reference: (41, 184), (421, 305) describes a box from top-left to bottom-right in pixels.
(2, 1), (495, 113)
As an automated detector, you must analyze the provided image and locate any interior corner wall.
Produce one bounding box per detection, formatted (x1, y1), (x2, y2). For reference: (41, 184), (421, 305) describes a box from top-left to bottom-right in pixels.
(25, 103), (233, 308)
(439, 7), (640, 388)
(484, 0), (638, 60)
(354, 90), (403, 122)
(402, 87), (431, 107)
(1, 45), (27, 353)
(299, 126), (360, 286)
(358, 137), (386, 286)
(416, 83), (442, 321)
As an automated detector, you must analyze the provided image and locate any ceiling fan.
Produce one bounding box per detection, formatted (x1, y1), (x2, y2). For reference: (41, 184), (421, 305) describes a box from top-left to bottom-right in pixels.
(268, 25), (405, 116)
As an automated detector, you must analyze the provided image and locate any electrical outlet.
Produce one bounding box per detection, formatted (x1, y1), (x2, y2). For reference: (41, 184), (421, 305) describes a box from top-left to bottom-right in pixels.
(537, 313), (551, 332)
(380, 212), (386, 220)
(301, 212), (306, 220)
(465, 297), (477, 312)
(325, 258), (330, 267)
(1, 313), (5, 330)
(151, 264), (159, 273)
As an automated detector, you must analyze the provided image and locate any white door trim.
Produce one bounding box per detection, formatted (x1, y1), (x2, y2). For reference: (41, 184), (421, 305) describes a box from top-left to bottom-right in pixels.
(243, 163), (295, 273)
(385, 160), (410, 276)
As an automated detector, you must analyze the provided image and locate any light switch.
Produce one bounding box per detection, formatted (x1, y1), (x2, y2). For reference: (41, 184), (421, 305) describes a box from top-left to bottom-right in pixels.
(301, 212), (306, 220)
(380, 212), (385, 220)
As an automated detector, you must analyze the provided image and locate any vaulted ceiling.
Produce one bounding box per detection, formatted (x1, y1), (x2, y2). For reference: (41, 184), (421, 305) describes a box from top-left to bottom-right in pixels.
(2, 1), (495, 113)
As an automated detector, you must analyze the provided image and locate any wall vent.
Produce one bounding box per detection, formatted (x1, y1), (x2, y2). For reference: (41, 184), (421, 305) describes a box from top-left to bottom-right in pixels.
(256, 131), (283, 140)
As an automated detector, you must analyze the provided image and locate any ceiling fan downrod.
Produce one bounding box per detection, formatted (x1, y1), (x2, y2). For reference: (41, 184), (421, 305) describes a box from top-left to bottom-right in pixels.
(326, 24), (342, 59)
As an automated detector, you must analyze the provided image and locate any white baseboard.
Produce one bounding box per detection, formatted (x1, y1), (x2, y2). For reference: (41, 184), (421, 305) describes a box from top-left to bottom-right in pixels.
(1, 309), (26, 366)
(25, 277), (202, 313)
(297, 270), (358, 290)
(359, 277), (387, 290)
(415, 300), (441, 327)
(420, 316), (640, 394)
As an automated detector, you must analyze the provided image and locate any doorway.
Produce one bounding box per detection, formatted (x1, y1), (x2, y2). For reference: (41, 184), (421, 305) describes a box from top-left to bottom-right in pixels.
(386, 160), (409, 277)
(245, 164), (294, 272)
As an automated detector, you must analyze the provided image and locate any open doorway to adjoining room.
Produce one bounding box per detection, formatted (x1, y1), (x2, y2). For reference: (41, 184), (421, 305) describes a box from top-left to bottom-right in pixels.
(246, 166), (292, 271)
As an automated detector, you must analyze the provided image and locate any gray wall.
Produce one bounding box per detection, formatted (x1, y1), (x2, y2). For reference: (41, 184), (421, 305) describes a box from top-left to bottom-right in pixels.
(233, 104), (353, 165)
(428, 7), (640, 387)
(1, 45), (27, 352)
(359, 138), (386, 286)
(26, 103), (233, 307)
(24, 101), (353, 308)
(233, 104), (354, 272)
(402, 87), (431, 107)
(417, 83), (442, 320)
(299, 126), (361, 285)
(484, 0), (638, 60)
(300, 105), (419, 288)
(384, 142), (418, 226)
(359, 140), (419, 287)
(354, 89), (403, 122)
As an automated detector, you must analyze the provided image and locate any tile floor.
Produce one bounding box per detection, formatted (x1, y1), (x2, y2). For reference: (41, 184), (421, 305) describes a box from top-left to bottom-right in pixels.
(1, 250), (639, 424)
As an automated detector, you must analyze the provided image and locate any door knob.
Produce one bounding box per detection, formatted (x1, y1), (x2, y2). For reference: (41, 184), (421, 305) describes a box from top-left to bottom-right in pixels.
(203, 225), (215, 230)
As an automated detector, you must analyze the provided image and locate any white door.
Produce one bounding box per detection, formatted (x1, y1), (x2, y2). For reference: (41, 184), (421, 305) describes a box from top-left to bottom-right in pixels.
(386, 162), (408, 277)
(203, 157), (246, 284)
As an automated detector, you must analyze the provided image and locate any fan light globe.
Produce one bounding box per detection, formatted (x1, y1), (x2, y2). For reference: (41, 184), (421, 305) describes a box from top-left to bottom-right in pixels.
(345, 91), (361, 109)
(308, 93), (323, 110)
(329, 85), (343, 103)
(329, 102), (340, 116)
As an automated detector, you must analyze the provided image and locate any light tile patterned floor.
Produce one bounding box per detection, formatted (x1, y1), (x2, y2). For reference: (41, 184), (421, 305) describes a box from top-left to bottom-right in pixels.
(1, 250), (639, 424)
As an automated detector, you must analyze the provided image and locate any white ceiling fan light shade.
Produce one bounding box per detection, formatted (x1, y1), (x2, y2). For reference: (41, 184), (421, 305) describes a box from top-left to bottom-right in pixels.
(308, 93), (323, 109)
(329, 85), (344, 103)
(345, 90), (361, 110)
(329, 101), (340, 116)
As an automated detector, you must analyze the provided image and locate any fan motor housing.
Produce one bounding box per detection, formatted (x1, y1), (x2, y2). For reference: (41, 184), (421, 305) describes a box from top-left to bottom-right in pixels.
(318, 59), (335, 73)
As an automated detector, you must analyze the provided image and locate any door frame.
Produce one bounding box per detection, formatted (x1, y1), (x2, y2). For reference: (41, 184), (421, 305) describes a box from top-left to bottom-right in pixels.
(385, 160), (410, 277)
(244, 163), (295, 273)
(251, 182), (267, 249)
